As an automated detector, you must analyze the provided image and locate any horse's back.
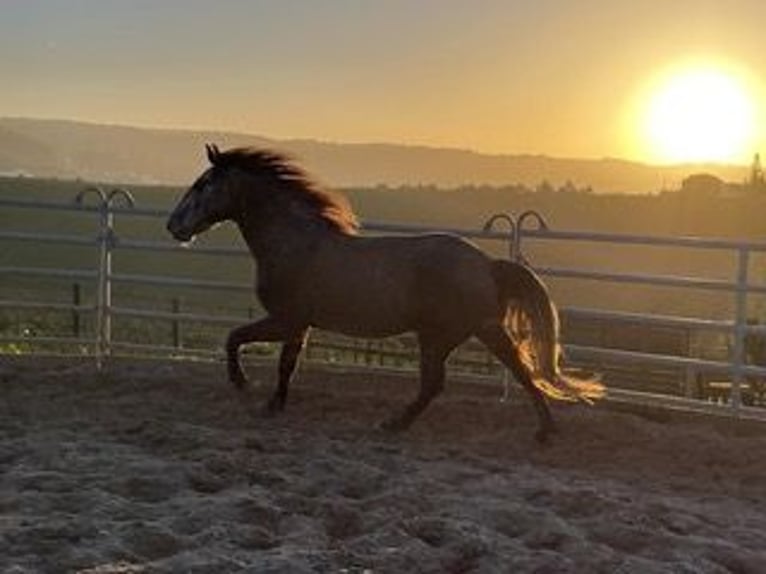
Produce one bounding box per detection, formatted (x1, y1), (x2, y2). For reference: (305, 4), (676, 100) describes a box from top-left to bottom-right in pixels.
(306, 233), (498, 336)
(407, 234), (499, 329)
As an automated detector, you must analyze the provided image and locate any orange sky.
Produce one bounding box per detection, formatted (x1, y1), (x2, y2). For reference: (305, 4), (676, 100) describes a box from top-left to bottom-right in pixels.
(2, 1), (765, 163)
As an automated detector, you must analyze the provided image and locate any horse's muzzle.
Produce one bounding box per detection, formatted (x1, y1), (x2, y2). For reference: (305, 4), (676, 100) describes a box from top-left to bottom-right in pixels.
(166, 218), (193, 243)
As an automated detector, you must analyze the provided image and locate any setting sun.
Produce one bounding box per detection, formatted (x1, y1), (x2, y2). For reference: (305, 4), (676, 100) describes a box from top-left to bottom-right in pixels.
(638, 65), (758, 164)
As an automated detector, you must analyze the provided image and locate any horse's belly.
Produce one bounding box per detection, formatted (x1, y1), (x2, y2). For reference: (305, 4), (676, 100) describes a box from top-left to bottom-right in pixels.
(309, 292), (414, 338)
(313, 311), (413, 338)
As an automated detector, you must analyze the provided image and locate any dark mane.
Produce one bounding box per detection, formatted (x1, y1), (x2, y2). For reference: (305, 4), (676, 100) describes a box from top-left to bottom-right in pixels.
(213, 147), (358, 234)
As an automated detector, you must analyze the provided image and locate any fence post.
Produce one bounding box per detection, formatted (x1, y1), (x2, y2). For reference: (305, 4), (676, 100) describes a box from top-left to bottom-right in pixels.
(731, 246), (750, 412)
(99, 199), (112, 369)
(172, 297), (182, 348)
(75, 187), (134, 370)
(72, 283), (81, 338)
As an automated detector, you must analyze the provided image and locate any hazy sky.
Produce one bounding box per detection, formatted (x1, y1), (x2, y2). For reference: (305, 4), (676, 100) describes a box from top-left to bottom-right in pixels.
(2, 0), (766, 162)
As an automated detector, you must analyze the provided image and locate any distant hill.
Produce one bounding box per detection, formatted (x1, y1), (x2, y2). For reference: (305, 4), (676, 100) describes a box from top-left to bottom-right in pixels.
(0, 117), (749, 193)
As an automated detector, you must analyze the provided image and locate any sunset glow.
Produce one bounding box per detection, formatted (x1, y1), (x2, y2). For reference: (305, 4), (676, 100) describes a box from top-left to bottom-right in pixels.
(638, 65), (758, 164)
(3, 3), (766, 165)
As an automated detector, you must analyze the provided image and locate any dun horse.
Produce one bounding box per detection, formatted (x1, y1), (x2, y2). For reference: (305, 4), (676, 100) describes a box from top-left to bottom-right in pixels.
(167, 145), (603, 442)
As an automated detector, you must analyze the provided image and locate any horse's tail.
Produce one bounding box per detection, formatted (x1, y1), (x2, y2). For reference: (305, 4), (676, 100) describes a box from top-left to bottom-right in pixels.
(491, 259), (604, 403)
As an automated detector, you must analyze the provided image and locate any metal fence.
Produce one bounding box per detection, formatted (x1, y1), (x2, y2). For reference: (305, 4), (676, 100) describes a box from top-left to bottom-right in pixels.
(2, 192), (766, 420)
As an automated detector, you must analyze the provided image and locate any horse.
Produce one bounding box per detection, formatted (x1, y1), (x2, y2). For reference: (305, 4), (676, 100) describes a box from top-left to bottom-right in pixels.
(167, 144), (603, 442)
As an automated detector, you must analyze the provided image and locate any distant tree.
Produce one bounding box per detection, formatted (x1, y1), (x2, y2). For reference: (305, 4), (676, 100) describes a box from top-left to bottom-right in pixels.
(679, 173), (725, 197)
(748, 153), (765, 192)
(536, 180), (555, 194)
(558, 180), (578, 194)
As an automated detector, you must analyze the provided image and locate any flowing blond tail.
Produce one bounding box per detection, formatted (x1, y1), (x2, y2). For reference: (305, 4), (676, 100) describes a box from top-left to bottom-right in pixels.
(491, 260), (605, 403)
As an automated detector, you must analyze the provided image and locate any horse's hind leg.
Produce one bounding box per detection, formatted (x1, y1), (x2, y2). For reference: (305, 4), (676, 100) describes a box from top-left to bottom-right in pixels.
(475, 322), (556, 443)
(381, 334), (457, 432)
(267, 329), (310, 413)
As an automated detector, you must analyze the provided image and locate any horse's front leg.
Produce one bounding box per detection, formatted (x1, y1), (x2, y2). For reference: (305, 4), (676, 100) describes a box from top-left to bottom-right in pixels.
(225, 316), (300, 391)
(268, 329), (310, 413)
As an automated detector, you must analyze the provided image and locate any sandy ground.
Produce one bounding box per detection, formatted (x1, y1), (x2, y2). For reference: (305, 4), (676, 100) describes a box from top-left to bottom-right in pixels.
(1, 356), (766, 573)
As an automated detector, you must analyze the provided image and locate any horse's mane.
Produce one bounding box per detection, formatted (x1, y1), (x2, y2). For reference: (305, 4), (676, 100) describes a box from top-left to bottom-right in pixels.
(213, 147), (358, 234)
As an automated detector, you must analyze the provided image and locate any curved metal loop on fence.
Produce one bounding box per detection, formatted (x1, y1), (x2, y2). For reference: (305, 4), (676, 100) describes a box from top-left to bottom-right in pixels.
(482, 213), (516, 260)
(107, 188), (136, 208)
(75, 186), (136, 208)
(75, 186), (108, 205)
(518, 210), (549, 232)
(482, 210), (548, 263)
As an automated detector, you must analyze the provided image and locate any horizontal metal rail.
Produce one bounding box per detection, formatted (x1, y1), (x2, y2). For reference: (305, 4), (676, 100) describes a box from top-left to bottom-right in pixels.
(111, 305), (248, 326)
(523, 226), (766, 252)
(561, 306), (734, 333)
(109, 340), (223, 357)
(0, 196), (167, 218)
(0, 266), (97, 281)
(0, 334), (96, 347)
(116, 238), (248, 256)
(0, 300), (95, 314)
(564, 307), (766, 335)
(568, 344), (766, 378)
(604, 387), (766, 422)
(0, 197), (97, 213)
(540, 266), (737, 292)
(110, 273), (252, 292)
(107, 341), (275, 362)
(0, 230), (96, 247)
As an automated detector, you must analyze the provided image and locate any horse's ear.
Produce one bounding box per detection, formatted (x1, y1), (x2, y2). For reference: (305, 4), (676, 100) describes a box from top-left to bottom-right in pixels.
(206, 143), (220, 165)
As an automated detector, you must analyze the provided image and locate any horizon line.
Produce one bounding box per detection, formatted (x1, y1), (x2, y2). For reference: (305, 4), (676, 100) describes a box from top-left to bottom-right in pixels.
(0, 115), (751, 170)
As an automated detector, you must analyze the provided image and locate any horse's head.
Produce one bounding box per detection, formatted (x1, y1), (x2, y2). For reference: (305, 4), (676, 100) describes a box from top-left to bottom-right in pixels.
(166, 144), (239, 243)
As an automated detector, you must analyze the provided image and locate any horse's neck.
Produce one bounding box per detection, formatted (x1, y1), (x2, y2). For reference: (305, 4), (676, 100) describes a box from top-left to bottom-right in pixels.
(236, 213), (327, 272)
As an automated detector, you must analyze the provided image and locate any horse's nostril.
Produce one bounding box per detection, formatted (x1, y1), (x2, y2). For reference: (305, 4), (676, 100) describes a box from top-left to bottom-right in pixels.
(166, 216), (188, 241)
